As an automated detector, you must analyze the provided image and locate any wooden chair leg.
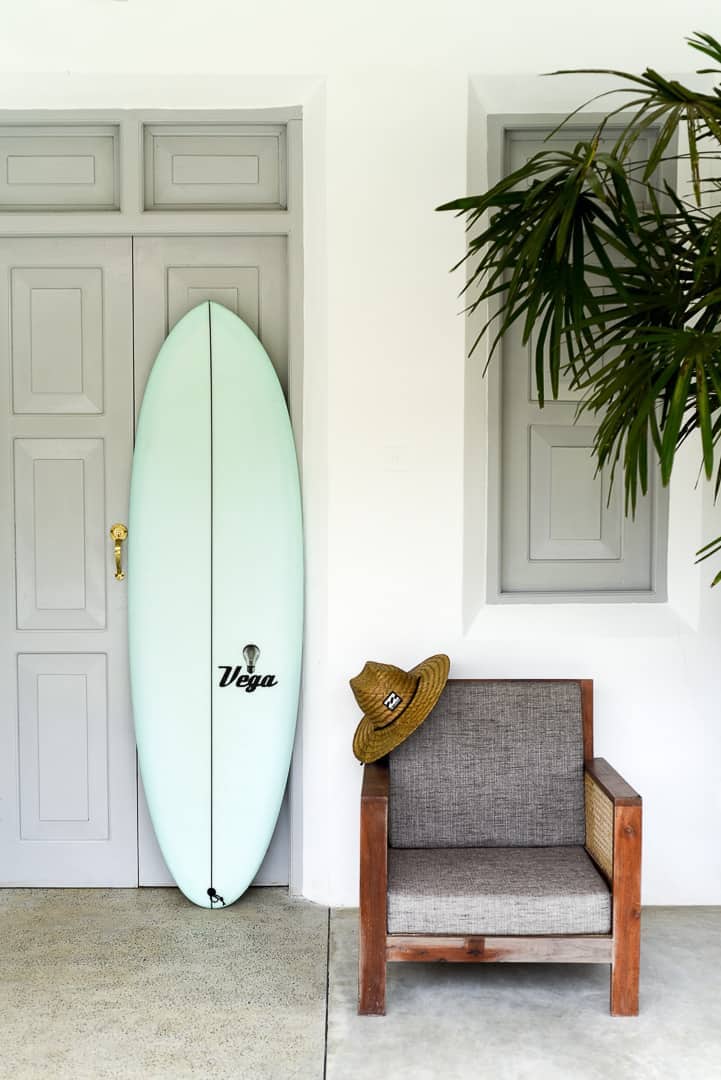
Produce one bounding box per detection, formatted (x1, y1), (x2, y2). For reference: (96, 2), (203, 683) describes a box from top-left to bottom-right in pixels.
(358, 765), (388, 1016)
(358, 917), (386, 1015)
(610, 803), (642, 1016)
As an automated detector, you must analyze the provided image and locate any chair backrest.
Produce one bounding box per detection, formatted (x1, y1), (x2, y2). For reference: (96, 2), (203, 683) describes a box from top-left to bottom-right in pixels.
(388, 680), (586, 849)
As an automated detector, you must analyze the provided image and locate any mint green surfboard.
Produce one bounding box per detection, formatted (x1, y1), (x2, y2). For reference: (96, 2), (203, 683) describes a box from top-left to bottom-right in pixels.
(128, 302), (303, 909)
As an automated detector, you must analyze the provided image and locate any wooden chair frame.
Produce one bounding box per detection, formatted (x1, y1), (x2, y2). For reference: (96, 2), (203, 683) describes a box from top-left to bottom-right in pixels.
(358, 679), (642, 1017)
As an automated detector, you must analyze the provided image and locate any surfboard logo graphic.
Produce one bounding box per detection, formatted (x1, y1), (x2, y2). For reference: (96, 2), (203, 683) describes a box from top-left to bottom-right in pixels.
(218, 645), (279, 692)
(243, 643), (260, 674)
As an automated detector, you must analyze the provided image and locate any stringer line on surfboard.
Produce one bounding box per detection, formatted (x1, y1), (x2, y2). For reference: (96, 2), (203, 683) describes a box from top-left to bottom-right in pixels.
(208, 303), (214, 904)
(206, 303), (225, 908)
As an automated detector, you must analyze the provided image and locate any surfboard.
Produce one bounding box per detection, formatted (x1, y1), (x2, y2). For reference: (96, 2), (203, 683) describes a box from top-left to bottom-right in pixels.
(128, 302), (303, 909)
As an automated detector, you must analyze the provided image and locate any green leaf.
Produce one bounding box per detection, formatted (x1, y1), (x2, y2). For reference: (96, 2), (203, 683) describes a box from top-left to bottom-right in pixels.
(695, 359), (715, 479)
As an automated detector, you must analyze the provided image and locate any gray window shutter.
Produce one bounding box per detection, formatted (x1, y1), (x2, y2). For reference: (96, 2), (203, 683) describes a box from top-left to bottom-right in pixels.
(495, 127), (668, 601)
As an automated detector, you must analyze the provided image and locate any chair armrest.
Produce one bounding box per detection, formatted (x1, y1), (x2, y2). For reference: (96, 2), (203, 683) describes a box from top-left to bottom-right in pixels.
(585, 757), (641, 806)
(361, 758), (390, 804)
(584, 757), (642, 898)
(360, 759), (389, 881)
(585, 758), (642, 1013)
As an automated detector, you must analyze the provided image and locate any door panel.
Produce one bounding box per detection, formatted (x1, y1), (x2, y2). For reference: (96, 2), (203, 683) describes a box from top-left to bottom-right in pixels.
(528, 426), (622, 561)
(0, 237), (137, 885)
(0, 125), (119, 211)
(133, 236), (288, 406)
(143, 125), (286, 211)
(167, 266), (261, 332)
(14, 438), (106, 629)
(132, 235), (291, 887)
(11, 266), (105, 412)
(17, 653), (109, 842)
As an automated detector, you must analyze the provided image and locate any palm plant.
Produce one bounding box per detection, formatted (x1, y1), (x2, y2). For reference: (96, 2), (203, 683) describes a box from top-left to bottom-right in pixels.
(438, 31), (721, 583)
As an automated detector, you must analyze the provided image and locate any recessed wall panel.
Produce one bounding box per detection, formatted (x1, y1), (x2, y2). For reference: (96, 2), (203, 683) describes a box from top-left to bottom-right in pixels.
(17, 654), (108, 841)
(37, 673), (89, 822)
(7, 154), (96, 186)
(11, 266), (104, 414)
(144, 124), (286, 210)
(14, 438), (106, 629)
(33, 458), (87, 609)
(166, 266), (260, 334)
(550, 448), (602, 540)
(529, 426), (621, 561)
(0, 125), (118, 210)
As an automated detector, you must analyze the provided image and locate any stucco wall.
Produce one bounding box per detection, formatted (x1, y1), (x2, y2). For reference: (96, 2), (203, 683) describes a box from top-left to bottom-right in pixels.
(2, 0), (720, 905)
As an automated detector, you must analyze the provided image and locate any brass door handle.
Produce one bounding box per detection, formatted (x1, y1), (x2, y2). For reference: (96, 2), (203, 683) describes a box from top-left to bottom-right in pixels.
(110, 523), (128, 581)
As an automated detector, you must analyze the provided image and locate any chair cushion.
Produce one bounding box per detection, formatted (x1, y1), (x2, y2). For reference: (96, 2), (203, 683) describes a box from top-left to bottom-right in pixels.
(389, 680), (585, 848)
(387, 846), (611, 935)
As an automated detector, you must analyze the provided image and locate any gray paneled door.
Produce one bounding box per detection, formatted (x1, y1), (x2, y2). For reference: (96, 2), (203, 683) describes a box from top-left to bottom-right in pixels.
(0, 234), (292, 888)
(0, 238), (137, 885)
(132, 236), (290, 887)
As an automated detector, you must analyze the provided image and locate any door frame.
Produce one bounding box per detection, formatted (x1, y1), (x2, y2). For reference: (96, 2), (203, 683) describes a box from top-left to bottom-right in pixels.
(0, 107), (305, 895)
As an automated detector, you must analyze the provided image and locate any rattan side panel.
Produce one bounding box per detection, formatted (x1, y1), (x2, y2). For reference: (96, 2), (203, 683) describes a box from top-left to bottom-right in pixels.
(585, 773), (614, 880)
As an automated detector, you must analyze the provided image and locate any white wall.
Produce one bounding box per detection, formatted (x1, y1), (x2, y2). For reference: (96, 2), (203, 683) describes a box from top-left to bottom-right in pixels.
(2, 1), (720, 906)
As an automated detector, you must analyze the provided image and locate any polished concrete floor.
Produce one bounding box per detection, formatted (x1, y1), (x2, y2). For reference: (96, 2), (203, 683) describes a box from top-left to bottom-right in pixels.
(1, 890), (719, 1079)
(328, 907), (721, 1080)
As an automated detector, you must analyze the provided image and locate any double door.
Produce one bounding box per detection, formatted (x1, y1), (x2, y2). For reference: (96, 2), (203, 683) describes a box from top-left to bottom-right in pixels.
(0, 235), (290, 886)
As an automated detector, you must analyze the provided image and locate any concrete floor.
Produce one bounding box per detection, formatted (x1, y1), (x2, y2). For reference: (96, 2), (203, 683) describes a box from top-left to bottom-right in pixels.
(328, 907), (721, 1080)
(0, 887), (328, 1080)
(1, 891), (720, 1079)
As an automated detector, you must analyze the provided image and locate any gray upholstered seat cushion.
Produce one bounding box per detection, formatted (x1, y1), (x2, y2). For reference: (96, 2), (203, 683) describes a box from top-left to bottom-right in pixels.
(389, 680), (585, 848)
(387, 846), (611, 935)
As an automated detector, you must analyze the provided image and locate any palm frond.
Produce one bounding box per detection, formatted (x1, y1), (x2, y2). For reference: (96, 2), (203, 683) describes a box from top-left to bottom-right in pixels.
(437, 30), (721, 582)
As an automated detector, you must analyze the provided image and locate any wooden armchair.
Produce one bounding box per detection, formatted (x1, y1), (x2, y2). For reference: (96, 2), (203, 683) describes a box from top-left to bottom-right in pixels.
(359, 679), (641, 1017)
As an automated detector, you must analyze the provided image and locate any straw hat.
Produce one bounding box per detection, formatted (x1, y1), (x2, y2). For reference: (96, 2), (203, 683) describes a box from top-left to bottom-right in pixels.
(350, 654), (450, 763)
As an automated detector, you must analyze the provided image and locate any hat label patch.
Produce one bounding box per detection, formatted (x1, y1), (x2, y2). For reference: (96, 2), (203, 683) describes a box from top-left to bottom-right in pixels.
(383, 691), (403, 711)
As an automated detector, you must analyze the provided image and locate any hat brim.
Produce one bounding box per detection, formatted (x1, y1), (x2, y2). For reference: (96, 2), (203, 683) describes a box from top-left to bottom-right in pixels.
(352, 653), (450, 763)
